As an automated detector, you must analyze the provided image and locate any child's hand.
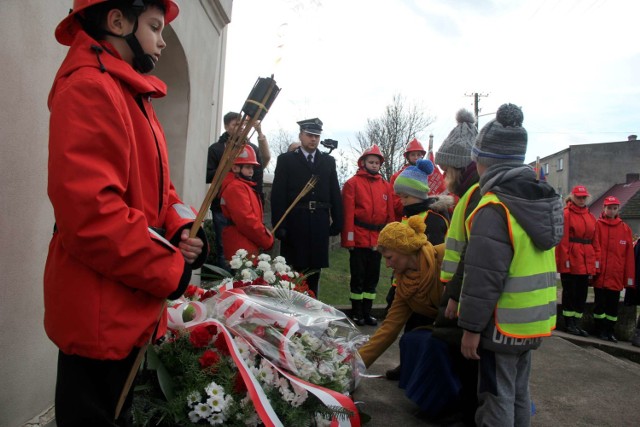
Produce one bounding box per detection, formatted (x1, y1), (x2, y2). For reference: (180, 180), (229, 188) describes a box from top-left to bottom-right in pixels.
(179, 229), (204, 265)
(461, 330), (481, 360)
(445, 298), (458, 319)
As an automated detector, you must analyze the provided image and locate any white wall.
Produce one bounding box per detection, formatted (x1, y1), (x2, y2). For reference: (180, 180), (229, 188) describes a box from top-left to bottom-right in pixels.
(0, 1), (231, 425)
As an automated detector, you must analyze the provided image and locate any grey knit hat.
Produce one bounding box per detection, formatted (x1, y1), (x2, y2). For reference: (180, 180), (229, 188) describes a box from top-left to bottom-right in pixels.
(472, 103), (527, 165)
(435, 109), (477, 168)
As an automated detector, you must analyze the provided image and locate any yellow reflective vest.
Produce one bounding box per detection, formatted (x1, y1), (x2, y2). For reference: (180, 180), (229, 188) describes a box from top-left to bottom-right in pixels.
(465, 193), (557, 338)
(440, 183), (480, 283)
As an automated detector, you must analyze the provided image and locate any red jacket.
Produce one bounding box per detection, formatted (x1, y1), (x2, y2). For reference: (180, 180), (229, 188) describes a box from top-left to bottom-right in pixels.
(341, 169), (395, 248)
(593, 214), (635, 291)
(220, 172), (273, 259)
(556, 201), (600, 275)
(45, 32), (203, 360)
(390, 165), (408, 221)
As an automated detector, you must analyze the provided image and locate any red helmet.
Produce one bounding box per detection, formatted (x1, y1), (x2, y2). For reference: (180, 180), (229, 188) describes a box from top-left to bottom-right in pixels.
(603, 196), (620, 206)
(234, 145), (260, 166)
(404, 138), (426, 157)
(55, 0), (180, 46)
(358, 144), (385, 167)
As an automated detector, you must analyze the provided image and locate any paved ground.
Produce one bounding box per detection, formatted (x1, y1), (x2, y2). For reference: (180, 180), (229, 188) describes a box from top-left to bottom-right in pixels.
(353, 324), (640, 426)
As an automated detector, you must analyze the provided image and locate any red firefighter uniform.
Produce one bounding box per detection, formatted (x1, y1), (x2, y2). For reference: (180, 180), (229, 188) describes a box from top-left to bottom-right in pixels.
(341, 149), (395, 249)
(556, 200), (600, 275)
(45, 30), (206, 360)
(593, 212), (635, 291)
(220, 158), (274, 260)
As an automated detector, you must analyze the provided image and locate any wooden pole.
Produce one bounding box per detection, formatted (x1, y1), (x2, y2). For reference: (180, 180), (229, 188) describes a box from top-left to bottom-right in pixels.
(189, 79), (277, 238)
(271, 175), (319, 234)
(114, 301), (166, 420)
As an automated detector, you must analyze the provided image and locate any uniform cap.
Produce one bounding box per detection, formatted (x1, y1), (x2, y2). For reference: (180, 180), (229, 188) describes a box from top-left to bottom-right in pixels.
(603, 196), (620, 206)
(571, 185), (590, 197)
(297, 118), (323, 135)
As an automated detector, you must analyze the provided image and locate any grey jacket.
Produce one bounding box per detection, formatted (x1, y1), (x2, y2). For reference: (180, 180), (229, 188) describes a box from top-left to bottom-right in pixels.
(457, 163), (563, 353)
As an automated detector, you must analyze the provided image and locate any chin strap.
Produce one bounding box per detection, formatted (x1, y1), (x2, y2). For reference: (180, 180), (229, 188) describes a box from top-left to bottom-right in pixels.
(101, 0), (155, 74)
(123, 22), (156, 74)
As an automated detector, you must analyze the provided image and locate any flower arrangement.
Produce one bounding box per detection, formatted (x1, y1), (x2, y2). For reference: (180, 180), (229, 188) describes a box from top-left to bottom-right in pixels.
(133, 250), (366, 426)
(218, 250), (316, 298)
(133, 318), (355, 426)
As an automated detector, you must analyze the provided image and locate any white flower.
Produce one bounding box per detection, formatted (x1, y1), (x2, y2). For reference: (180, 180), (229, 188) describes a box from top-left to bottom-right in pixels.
(263, 270), (276, 284)
(256, 260), (271, 272)
(241, 269), (253, 280)
(194, 402), (212, 419)
(251, 359), (276, 385)
(204, 381), (225, 398)
(206, 394), (227, 412)
(318, 360), (334, 376)
(273, 262), (287, 273)
(207, 411), (226, 425)
(229, 258), (243, 269)
(315, 413), (333, 427)
(257, 253), (271, 262)
(235, 249), (248, 258)
(188, 409), (202, 423)
(186, 391), (202, 408)
(234, 337), (254, 361)
(273, 256), (286, 264)
(290, 383), (308, 407)
(244, 260), (253, 267)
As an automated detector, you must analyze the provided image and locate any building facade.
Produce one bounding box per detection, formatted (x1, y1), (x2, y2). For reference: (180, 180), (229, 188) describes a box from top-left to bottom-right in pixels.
(0, 1), (232, 425)
(530, 136), (640, 234)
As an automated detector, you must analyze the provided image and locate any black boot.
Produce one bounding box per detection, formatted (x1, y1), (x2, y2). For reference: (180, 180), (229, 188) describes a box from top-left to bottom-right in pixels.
(385, 364), (401, 381)
(606, 320), (618, 343)
(362, 299), (377, 326)
(575, 317), (589, 337)
(351, 299), (365, 326)
(565, 316), (580, 335)
(594, 318), (608, 340)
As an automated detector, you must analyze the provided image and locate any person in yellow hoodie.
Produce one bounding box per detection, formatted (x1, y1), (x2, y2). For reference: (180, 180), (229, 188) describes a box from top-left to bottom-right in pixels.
(358, 216), (444, 366)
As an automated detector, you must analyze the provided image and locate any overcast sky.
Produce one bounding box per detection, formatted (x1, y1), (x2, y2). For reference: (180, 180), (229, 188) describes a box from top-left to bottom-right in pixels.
(221, 0), (640, 165)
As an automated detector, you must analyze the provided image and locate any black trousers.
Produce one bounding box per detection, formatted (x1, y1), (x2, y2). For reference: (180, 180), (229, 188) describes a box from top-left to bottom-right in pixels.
(561, 273), (589, 317)
(593, 288), (621, 320)
(349, 247), (381, 298)
(55, 349), (139, 427)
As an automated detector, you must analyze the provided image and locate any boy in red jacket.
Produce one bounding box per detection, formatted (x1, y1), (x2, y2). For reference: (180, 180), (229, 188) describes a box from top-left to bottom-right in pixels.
(220, 145), (274, 260)
(342, 145), (395, 325)
(46, 1), (207, 424)
(593, 196), (635, 342)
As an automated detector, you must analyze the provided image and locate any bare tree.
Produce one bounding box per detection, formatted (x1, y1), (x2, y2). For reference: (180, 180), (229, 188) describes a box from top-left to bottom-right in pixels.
(264, 128), (297, 173)
(356, 93), (435, 181)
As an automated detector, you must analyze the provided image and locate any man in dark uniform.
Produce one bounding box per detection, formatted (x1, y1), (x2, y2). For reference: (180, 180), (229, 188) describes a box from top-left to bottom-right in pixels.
(207, 112), (270, 270)
(271, 118), (343, 297)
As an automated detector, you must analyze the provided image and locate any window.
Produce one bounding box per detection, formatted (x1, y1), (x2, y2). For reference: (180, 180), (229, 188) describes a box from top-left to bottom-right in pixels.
(544, 163), (549, 174)
(557, 158), (564, 171)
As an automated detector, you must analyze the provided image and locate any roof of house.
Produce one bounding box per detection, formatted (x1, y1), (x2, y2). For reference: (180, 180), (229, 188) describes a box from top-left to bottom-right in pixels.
(589, 180), (640, 219)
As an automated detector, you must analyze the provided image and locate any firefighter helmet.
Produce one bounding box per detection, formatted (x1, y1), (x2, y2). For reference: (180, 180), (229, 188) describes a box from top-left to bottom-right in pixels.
(234, 145), (260, 166)
(404, 138), (426, 157)
(358, 144), (385, 167)
(55, 0), (180, 46)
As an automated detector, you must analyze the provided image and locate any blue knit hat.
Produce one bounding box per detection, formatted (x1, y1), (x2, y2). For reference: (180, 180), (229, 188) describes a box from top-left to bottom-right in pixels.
(394, 159), (434, 200)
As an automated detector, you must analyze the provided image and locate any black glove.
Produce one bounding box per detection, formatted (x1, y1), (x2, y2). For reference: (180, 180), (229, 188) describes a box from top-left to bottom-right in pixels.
(274, 228), (287, 240)
(329, 223), (341, 236)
